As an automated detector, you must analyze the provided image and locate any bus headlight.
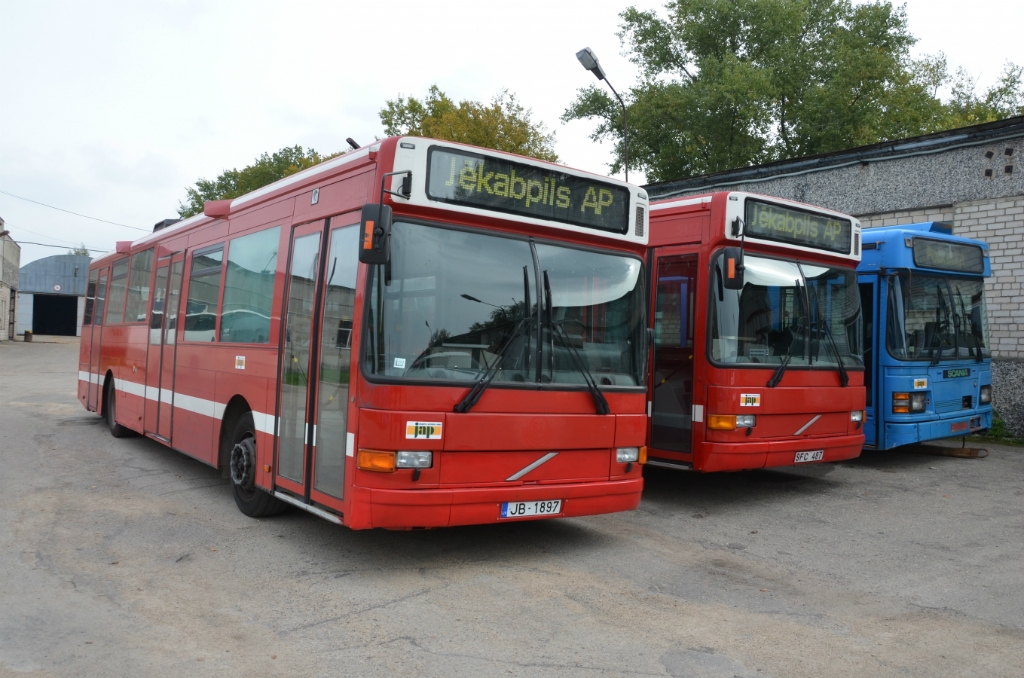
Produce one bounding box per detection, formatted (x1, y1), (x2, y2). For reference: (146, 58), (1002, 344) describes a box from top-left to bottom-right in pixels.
(616, 447), (640, 463)
(736, 415), (756, 428)
(396, 451), (433, 468)
(910, 393), (926, 412)
(851, 410), (864, 422)
(980, 385), (992, 404)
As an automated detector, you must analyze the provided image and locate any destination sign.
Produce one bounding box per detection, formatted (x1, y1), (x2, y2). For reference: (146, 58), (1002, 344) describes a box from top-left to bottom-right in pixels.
(944, 368), (970, 379)
(913, 238), (984, 274)
(426, 147), (630, 234)
(744, 200), (853, 254)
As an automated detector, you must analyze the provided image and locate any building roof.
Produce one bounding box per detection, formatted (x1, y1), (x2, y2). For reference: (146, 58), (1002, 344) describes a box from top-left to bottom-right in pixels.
(646, 116), (1024, 199)
(19, 254), (92, 295)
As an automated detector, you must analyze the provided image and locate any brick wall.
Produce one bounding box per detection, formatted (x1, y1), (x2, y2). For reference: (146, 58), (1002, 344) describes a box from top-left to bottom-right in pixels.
(955, 197), (1024, 360)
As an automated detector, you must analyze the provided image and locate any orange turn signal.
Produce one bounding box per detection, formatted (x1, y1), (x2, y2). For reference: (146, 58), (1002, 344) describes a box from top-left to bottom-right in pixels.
(707, 414), (737, 430)
(357, 449), (396, 473)
(638, 446), (648, 464)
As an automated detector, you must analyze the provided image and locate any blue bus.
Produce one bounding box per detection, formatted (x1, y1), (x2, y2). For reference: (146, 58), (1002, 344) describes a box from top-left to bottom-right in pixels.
(857, 222), (992, 449)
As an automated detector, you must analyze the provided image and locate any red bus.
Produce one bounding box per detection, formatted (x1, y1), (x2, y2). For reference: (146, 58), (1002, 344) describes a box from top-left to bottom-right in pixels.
(644, 191), (866, 472)
(78, 138), (651, 529)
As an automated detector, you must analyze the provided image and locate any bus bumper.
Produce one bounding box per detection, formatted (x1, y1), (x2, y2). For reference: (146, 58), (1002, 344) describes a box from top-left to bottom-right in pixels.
(698, 434), (864, 472)
(347, 477), (643, 529)
(882, 410), (993, 449)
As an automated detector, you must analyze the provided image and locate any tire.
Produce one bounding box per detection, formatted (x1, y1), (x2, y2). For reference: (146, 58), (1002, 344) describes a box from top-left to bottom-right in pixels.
(105, 379), (132, 438)
(229, 412), (286, 518)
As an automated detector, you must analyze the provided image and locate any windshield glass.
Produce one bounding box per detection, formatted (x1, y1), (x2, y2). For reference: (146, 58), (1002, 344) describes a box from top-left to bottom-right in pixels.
(363, 222), (646, 386)
(709, 252), (863, 368)
(886, 271), (990, 360)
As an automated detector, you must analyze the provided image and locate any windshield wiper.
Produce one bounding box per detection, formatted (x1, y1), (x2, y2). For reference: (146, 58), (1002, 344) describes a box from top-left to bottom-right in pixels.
(767, 320), (803, 388)
(931, 285), (950, 365)
(808, 288), (849, 387)
(544, 273), (610, 415)
(453, 317), (533, 413)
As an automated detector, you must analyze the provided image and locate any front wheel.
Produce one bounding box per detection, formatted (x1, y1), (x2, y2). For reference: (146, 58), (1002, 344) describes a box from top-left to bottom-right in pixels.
(229, 412), (286, 518)
(105, 379), (131, 438)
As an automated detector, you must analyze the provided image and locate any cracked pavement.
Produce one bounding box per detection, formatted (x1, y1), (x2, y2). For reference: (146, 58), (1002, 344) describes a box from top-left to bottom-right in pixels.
(2, 341), (1022, 677)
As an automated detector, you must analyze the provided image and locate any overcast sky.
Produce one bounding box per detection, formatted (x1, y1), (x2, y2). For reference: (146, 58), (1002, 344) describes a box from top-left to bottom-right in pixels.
(2, 0), (1022, 265)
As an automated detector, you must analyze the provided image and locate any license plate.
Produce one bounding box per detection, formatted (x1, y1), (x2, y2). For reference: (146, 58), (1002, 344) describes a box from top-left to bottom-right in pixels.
(501, 500), (562, 518)
(950, 421), (970, 433)
(794, 450), (824, 463)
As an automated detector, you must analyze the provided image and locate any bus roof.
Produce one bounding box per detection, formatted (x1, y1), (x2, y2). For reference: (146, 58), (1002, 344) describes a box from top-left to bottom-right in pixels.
(91, 137), (648, 267)
(860, 222), (991, 276)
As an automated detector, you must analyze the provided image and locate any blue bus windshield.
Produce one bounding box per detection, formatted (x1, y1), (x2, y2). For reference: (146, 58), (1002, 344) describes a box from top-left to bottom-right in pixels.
(886, 271), (990, 361)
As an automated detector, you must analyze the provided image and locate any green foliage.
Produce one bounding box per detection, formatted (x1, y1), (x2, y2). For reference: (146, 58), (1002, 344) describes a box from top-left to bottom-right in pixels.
(563, 0), (1024, 182)
(978, 410), (1024, 446)
(67, 243), (91, 256)
(381, 85), (558, 162)
(946, 62), (1024, 127)
(178, 146), (343, 218)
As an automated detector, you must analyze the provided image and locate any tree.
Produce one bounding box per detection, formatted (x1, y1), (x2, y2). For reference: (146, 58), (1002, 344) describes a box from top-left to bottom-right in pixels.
(563, 0), (1023, 182)
(945, 62), (1024, 127)
(67, 243), (90, 256)
(178, 146), (343, 218)
(381, 86), (559, 162)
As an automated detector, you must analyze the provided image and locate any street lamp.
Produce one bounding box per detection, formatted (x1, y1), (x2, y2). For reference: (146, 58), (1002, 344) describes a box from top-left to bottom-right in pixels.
(576, 47), (629, 182)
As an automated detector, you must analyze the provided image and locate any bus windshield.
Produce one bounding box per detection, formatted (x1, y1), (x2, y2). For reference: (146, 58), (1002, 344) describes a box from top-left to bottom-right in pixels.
(363, 221), (646, 387)
(886, 271), (990, 361)
(709, 253), (863, 368)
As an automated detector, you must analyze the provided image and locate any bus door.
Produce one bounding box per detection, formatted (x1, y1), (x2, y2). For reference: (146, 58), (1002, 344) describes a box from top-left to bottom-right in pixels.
(275, 217), (360, 506)
(649, 250), (700, 458)
(144, 253), (184, 440)
(858, 276), (878, 447)
(87, 268), (108, 412)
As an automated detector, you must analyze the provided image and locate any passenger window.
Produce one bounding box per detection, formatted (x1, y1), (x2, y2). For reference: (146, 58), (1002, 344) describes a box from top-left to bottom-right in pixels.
(220, 226), (281, 343)
(83, 269), (99, 325)
(124, 249), (154, 323)
(184, 246), (224, 342)
(105, 259), (130, 324)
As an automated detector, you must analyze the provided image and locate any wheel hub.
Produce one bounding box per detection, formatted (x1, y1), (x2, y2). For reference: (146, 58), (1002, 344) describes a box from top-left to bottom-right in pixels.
(230, 436), (256, 489)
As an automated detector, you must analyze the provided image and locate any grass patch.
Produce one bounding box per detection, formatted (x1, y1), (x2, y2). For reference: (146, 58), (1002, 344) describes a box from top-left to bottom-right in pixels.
(972, 410), (1024, 447)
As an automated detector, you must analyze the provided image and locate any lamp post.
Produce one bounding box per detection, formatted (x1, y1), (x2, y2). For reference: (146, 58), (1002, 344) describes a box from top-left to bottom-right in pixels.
(576, 47), (628, 183)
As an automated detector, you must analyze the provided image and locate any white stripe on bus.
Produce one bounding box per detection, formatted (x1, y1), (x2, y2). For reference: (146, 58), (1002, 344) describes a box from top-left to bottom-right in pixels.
(79, 374), (275, 434)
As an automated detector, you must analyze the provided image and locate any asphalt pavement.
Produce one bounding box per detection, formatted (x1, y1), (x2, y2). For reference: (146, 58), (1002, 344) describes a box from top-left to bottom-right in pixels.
(1, 340), (1022, 677)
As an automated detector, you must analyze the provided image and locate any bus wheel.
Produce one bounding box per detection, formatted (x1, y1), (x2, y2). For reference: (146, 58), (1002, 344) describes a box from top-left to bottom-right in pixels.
(229, 412), (286, 518)
(105, 380), (131, 438)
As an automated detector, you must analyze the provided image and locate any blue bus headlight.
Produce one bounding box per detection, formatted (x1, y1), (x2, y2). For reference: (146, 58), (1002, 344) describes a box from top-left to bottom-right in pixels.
(980, 385), (992, 405)
(910, 393), (926, 412)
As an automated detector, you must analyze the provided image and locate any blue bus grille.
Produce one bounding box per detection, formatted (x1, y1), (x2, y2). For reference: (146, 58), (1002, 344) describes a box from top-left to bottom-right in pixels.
(935, 398), (963, 413)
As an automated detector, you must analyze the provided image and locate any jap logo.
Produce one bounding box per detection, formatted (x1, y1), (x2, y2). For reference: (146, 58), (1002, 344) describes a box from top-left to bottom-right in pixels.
(406, 421), (442, 439)
(740, 393), (761, 407)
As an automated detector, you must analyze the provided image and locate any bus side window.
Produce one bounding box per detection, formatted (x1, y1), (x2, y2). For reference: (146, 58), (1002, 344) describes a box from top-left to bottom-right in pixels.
(105, 259), (130, 324)
(83, 269), (99, 325)
(184, 246), (224, 342)
(125, 249), (154, 323)
(219, 226), (281, 344)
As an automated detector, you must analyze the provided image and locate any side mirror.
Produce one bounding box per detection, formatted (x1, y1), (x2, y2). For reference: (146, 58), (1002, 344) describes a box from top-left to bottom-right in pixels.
(722, 246), (744, 290)
(359, 204), (392, 265)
